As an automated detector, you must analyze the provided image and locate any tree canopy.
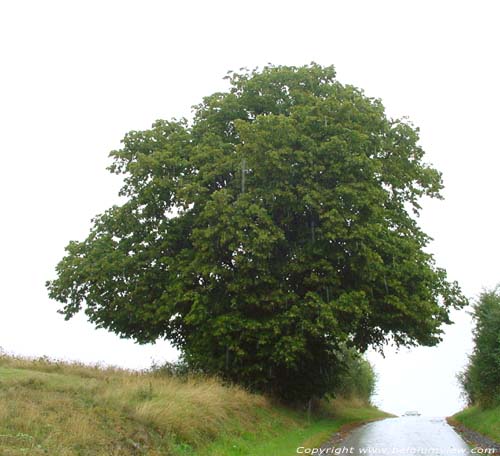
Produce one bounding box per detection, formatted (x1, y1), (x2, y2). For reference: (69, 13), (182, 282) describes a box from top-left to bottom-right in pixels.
(47, 63), (466, 401)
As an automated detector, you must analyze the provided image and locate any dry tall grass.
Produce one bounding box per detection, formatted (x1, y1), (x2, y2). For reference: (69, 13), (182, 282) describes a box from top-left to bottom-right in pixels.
(0, 354), (293, 455)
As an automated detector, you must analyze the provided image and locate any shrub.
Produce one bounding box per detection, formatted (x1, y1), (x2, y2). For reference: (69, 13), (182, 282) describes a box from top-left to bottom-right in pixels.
(333, 348), (376, 403)
(458, 287), (500, 407)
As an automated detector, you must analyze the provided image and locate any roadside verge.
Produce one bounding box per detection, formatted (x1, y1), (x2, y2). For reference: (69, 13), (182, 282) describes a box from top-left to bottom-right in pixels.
(447, 407), (500, 452)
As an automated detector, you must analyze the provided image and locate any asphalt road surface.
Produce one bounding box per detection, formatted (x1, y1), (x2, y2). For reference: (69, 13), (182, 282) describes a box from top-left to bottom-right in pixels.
(329, 417), (473, 455)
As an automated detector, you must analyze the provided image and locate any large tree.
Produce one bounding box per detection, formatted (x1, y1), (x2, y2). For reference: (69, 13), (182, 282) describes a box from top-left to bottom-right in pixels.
(47, 64), (466, 401)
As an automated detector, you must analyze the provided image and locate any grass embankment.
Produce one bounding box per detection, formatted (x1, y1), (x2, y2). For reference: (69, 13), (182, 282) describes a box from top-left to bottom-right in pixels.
(451, 406), (500, 443)
(0, 355), (389, 455)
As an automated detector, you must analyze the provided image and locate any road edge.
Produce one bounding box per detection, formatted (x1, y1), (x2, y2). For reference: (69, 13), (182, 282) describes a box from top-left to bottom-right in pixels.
(446, 417), (500, 452)
(316, 415), (395, 452)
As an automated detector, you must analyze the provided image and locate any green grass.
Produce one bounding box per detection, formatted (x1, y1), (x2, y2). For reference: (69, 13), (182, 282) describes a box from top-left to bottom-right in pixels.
(200, 398), (390, 456)
(452, 405), (500, 443)
(0, 354), (390, 455)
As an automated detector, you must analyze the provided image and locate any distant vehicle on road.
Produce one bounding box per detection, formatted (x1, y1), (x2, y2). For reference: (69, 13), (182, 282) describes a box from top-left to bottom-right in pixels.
(403, 411), (421, 416)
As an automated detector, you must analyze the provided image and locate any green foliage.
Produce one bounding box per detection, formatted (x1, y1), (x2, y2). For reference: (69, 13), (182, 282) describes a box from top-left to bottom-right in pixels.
(334, 349), (376, 403)
(149, 358), (193, 378)
(458, 287), (500, 407)
(46, 63), (466, 401)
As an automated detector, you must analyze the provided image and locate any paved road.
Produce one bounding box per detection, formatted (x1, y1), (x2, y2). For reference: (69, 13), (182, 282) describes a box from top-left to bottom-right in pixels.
(327, 417), (472, 455)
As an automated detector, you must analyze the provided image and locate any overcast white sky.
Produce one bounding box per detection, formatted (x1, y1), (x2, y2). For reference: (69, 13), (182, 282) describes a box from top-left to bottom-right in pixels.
(1, 0), (499, 417)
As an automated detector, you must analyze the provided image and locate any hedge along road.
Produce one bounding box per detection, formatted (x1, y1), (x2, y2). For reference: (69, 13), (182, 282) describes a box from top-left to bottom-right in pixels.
(307, 416), (494, 455)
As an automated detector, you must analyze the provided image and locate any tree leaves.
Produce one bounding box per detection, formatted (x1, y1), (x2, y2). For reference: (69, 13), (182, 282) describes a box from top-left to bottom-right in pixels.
(46, 63), (466, 401)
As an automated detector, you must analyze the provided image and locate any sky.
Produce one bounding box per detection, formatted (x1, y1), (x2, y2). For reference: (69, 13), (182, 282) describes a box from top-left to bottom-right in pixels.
(1, 0), (499, 417)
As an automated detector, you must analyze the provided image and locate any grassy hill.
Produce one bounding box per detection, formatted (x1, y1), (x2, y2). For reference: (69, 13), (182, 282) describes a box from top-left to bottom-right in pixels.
(0, 354), (390, 455)
(451, 406), (500, 444)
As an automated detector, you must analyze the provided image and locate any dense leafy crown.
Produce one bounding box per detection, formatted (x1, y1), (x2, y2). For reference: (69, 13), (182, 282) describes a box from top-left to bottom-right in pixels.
(47, 64), (465, 400)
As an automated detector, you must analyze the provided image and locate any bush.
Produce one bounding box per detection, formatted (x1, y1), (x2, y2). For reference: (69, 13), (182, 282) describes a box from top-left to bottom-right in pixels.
(149, 358), (193, 378)
(458, 287), (500, 407)
(333, 348), (376, 403)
